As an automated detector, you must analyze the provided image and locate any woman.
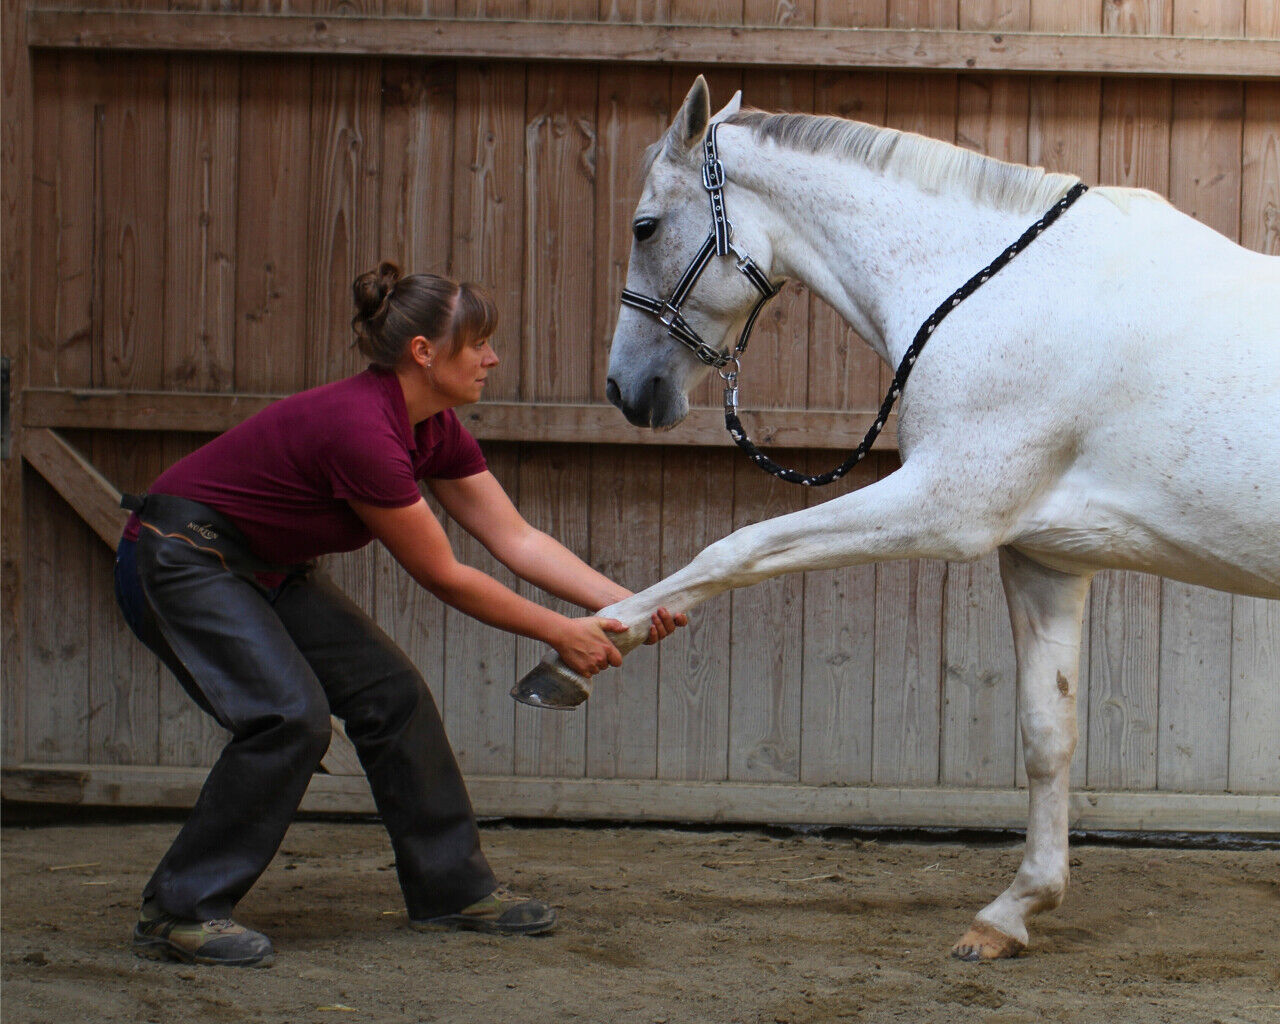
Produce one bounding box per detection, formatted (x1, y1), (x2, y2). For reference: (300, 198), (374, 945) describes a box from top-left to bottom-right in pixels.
(114, 263), (684, 968)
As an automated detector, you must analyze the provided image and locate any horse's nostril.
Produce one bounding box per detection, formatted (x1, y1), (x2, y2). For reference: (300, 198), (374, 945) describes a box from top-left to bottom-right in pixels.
(606, 378), (622, 408)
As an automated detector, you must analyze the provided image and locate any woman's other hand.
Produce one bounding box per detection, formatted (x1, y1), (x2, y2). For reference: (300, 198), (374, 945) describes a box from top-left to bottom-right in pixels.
(553, 617), (627, 678)
(643, 607), (688, 645)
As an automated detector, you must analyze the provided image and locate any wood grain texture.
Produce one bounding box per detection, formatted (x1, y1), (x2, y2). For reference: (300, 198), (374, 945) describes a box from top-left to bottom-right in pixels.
(657, 449), (734, 781)
(727, 456), (806, 782)
(799, 456), (876, 785)
(513, 446), (590, 777)
(584, 446), (663, 779)
(28, 13), (1280, 78)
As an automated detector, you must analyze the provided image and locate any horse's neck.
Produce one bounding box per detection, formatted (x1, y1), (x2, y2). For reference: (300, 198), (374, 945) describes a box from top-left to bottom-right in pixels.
(730, 137), (1034, 369)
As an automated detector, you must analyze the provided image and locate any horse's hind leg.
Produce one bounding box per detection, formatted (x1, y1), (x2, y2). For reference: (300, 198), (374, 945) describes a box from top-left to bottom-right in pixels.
(952, 545), (1091, 961)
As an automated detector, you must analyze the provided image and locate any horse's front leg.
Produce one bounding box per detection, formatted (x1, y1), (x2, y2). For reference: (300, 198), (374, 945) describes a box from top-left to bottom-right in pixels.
(513, 463), (995, 708)
(952, 545), (1091, 961)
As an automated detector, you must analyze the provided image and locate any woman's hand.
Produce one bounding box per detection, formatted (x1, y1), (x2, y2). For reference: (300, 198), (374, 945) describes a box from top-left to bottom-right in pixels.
(643, 607), (688, 645)
(552, 617), (627, 678)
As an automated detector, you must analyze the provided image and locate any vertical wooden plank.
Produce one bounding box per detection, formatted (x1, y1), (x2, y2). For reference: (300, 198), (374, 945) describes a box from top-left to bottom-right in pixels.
(513, 448), (589, 778)
(97, 55), (168, 393)
(1233, 2), (1280, 793)
(379, 61), (456, 276)
(29, 56), (97, 391)
(1228, 599), (1280, 793)
(444, 445), (518, 775)
(1155, 0), (1243, 793)
(657, 449), (735, 781)
(727, 460), (806, 782)
(233, 57), (312, 394)
(304, 59), (382, 390)
(451, 60), (526, 401)
(799, 458), (877, 785)
(585, 447), (663, 779)
(521, 66), (597, 403)
(164, 56), (239, 393)
(1087, 572), (1161, 789)
(24, 471), (92, 763)
(92, 55), (171, 768)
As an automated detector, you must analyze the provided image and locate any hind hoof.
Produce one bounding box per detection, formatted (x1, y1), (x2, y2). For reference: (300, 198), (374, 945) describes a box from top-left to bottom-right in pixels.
(510, 660), (591, 710)
(951, 922), (1025, 962)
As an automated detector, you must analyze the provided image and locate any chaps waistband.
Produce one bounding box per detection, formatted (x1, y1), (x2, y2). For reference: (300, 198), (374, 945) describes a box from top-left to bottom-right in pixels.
(122, 493), (304, 579)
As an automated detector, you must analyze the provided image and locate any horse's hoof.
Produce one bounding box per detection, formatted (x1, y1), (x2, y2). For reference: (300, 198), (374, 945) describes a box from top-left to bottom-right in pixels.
(950, 922), (1025, 962)
(510, 660), (591, 710)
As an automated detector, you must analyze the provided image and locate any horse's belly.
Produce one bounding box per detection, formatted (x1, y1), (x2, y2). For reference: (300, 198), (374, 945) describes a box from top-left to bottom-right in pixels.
(1011, 480), (1280, 600)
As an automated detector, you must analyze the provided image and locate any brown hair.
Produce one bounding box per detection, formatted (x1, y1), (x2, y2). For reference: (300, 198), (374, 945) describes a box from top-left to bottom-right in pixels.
(351, 261), (499, 369)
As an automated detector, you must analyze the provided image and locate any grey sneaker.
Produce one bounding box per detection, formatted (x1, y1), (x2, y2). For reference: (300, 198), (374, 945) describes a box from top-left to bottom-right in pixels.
(133, 909), (275, 967)
(410, 888), (557, 936)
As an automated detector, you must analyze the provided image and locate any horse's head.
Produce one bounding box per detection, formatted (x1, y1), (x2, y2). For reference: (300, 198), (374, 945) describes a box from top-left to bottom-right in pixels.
(607, 77), (775, 429)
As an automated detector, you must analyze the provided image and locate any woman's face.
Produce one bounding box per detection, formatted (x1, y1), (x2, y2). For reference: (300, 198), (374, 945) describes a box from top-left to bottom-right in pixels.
(430, 333), (500, 406)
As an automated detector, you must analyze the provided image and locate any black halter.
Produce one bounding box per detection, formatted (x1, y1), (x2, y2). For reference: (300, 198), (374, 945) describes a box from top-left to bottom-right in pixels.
(620, 122), (779, 372)
(620, 121), (1090, 487)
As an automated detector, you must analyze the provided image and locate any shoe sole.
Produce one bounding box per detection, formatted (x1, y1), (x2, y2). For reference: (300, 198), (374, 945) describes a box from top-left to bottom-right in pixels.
(410, 913), (557, 937)
(133, 934), (275, 968)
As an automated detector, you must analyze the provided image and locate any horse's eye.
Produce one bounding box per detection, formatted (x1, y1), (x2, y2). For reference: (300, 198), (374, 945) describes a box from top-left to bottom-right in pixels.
(633, 217), (659, 242)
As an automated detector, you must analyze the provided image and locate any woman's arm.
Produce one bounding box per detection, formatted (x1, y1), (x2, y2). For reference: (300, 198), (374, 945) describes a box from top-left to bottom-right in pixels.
(429, 471), (686, 640)
(349, 497), (625, 677)
(428, 471), (626, 610)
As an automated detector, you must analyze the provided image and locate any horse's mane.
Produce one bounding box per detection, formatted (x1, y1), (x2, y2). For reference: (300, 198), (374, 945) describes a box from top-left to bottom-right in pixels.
(724, 109), (1083, 216)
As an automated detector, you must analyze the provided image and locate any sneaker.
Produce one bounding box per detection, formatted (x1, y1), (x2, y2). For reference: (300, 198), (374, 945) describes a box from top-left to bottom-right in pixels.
(410, 888), (557, 936)
(133, 908), (275, 967)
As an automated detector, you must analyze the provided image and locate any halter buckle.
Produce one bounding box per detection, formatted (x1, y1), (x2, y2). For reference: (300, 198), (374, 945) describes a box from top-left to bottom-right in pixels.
(702, 159), (726, 191)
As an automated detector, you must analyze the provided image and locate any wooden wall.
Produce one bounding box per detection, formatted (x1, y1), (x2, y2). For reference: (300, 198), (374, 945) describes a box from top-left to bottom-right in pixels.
(3, 0), (1279, 830)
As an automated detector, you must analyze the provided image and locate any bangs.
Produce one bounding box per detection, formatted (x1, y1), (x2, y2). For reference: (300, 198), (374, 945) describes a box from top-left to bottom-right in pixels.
(450, 283), (499, 350)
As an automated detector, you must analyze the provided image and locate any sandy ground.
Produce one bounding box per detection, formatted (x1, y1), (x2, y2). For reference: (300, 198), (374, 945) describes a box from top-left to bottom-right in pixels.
(3, 812), (1278, 1024)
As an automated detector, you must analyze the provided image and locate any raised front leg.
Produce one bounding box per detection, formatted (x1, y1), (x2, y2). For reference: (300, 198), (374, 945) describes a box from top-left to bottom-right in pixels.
(513, 463), (1001, 708)
(952, 545), (1091, 961)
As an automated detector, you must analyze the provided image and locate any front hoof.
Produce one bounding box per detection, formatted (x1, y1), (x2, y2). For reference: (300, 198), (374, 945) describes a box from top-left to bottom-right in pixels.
(510, 660), (591, 710)
(950, 922), (1025, 962)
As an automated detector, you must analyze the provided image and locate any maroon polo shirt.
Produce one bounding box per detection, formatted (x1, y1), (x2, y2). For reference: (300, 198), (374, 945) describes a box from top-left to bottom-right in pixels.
(124, 367), (487, 566)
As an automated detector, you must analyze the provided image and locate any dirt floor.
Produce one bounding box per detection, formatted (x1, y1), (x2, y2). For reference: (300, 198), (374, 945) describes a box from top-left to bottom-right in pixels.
(3, 812), (1278, 1024)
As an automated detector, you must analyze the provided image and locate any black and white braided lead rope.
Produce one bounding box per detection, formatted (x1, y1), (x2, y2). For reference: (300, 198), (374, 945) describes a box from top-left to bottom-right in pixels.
(724, 181), (1090, 487)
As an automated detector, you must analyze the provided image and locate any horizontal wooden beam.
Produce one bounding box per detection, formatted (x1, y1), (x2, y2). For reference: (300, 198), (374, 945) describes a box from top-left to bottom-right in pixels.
(21, 428), (125, 549)
(25, 12), (1280, 79)
(22, 387), (899, 452)
(4, 764), (1279, 834)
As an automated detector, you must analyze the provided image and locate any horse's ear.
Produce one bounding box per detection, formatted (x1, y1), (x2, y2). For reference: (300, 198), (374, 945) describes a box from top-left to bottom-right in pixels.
(665, 75), (712, 155)
(710, 90), (742, 125)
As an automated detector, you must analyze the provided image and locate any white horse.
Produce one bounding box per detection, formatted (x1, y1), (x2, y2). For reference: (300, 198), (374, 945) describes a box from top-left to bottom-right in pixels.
(515, 76), (1280, 960)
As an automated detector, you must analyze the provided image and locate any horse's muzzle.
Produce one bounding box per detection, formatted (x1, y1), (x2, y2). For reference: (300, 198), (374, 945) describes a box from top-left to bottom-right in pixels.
(606, 376), (684, 429)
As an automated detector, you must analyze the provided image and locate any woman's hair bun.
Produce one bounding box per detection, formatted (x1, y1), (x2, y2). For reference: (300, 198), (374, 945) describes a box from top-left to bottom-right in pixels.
(352, 261), (402, 327)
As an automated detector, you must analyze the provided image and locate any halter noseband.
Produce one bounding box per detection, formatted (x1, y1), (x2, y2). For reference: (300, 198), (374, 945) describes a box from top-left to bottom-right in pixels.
(620, 122), (779, 374)
(620, 120), (1090, 487)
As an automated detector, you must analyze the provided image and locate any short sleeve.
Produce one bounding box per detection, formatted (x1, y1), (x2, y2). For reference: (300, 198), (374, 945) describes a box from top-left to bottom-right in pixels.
(418, 409), (488, 481)
(325, 419), (423, 508)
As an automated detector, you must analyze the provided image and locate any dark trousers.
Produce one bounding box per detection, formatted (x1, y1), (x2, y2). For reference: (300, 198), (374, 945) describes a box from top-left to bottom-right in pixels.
(114, 500), (496, 923)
